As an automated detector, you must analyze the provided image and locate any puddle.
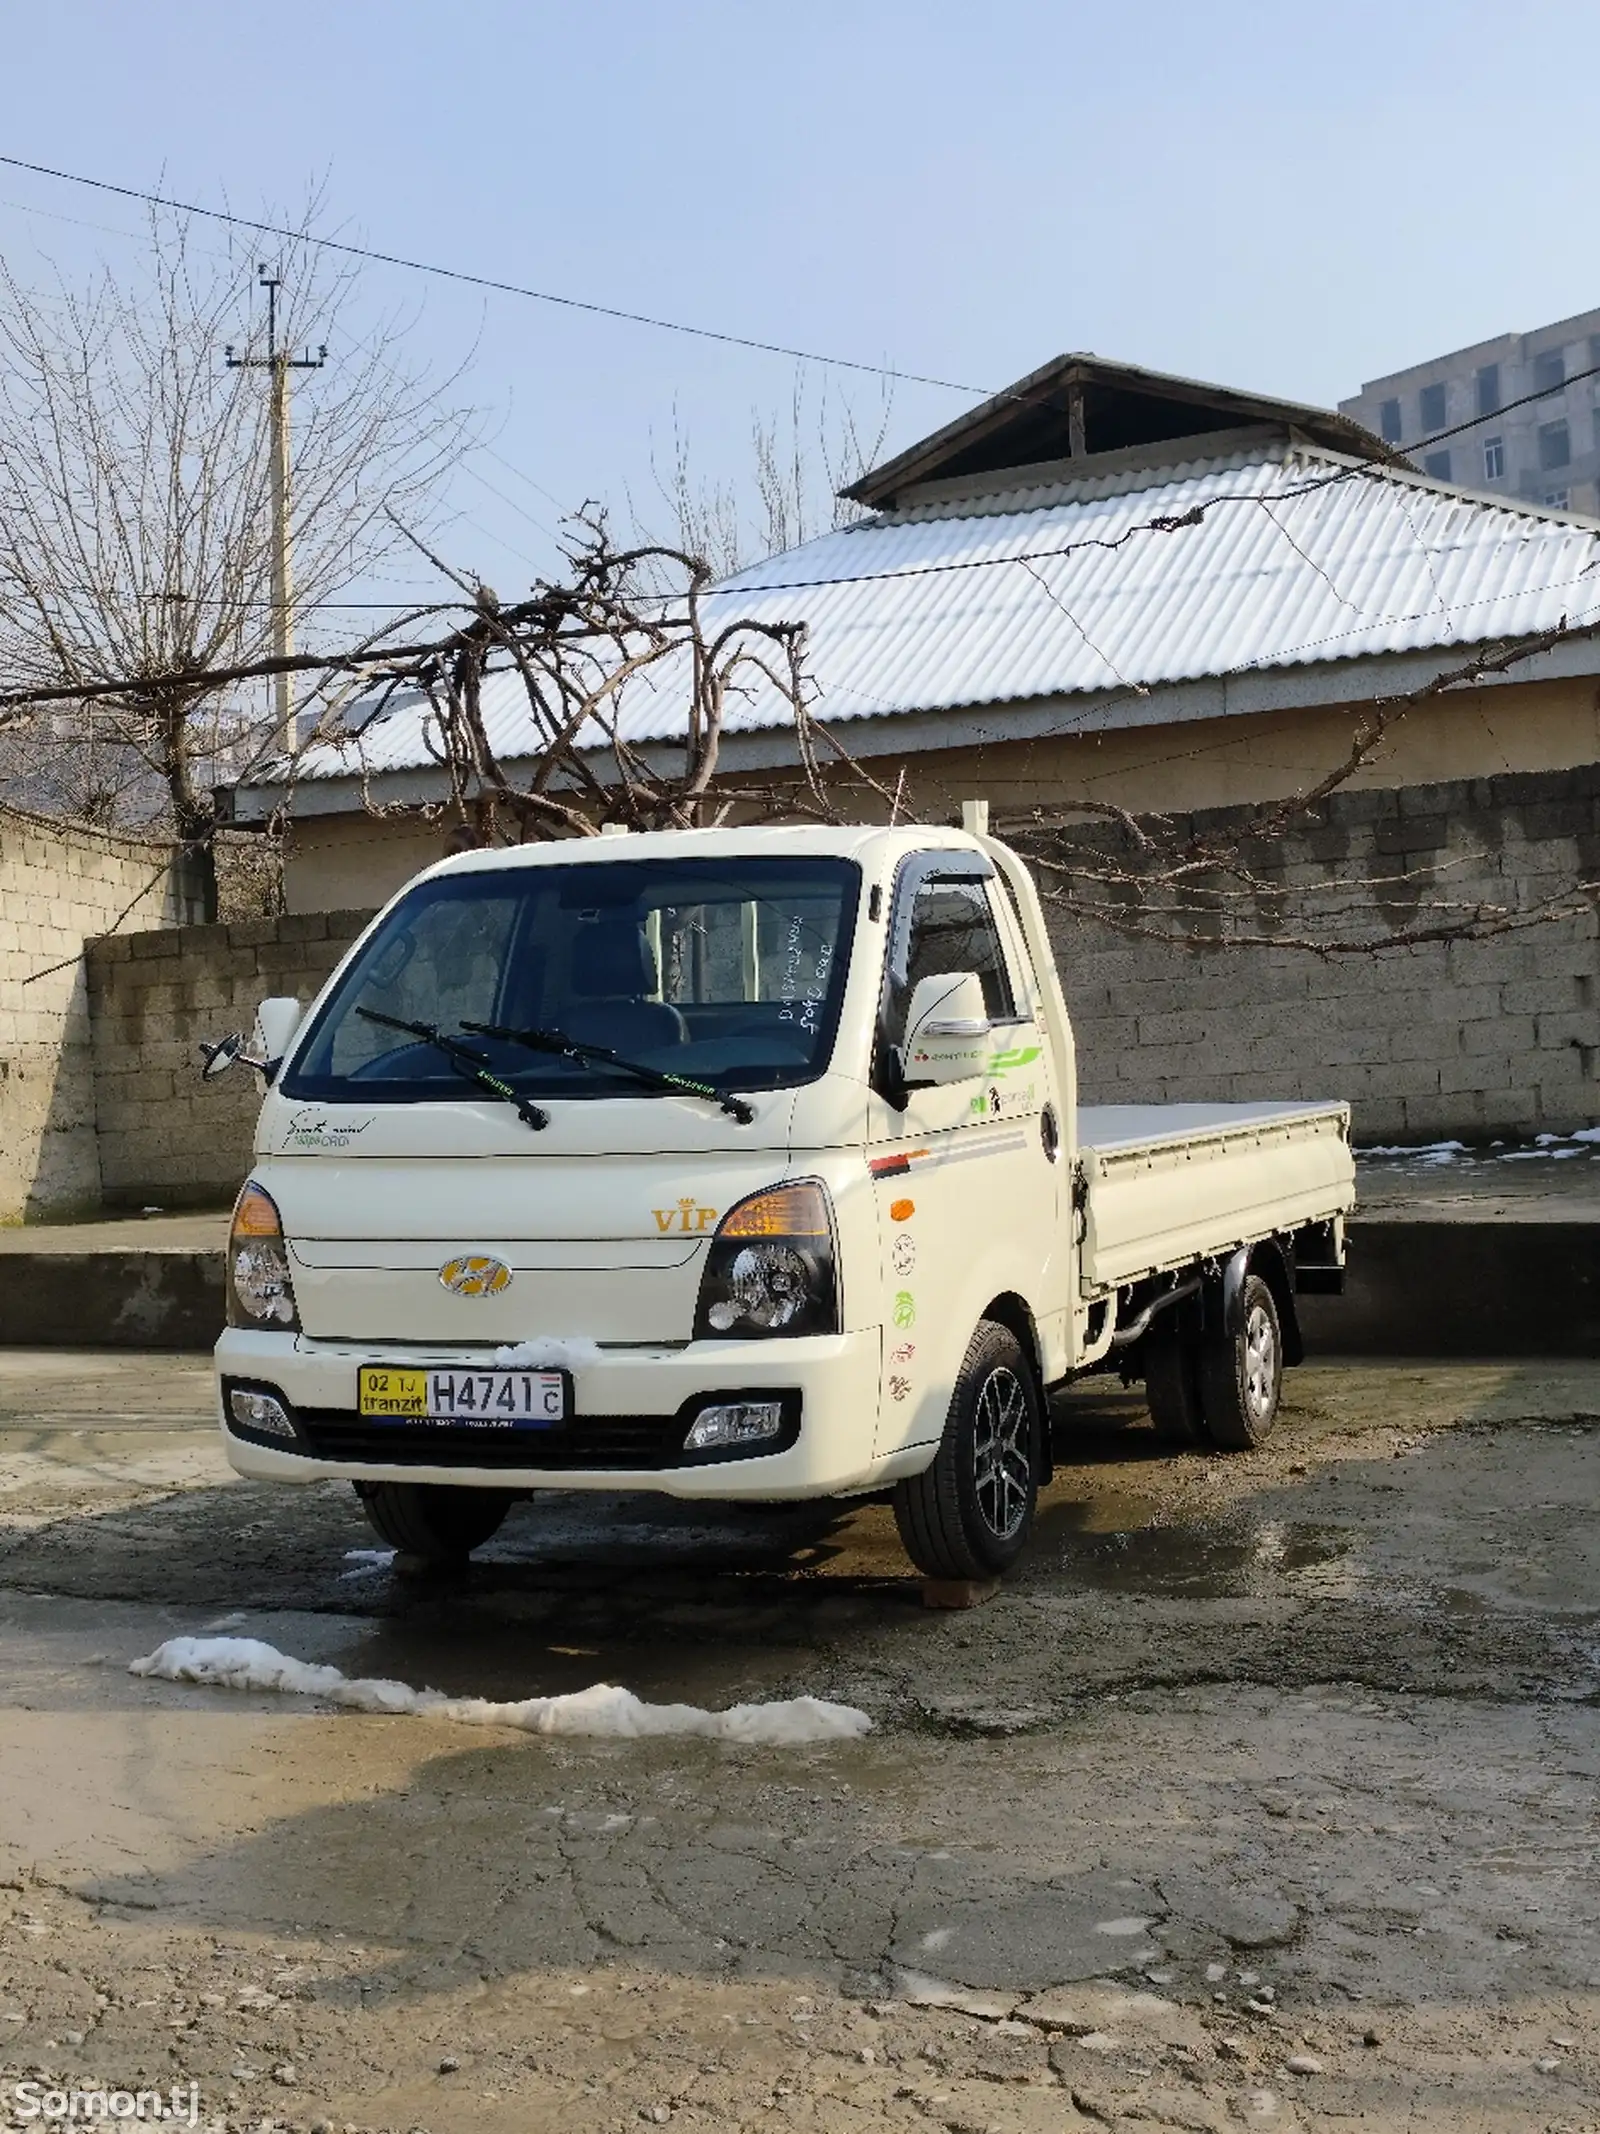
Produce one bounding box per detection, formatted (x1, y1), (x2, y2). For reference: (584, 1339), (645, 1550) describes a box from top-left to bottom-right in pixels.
(322, 1608), (810, 1710)
(1029, 1505), (1352, 1598)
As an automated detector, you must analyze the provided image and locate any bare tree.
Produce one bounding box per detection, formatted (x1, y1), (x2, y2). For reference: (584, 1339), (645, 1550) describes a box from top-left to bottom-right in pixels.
(642, 368), (896, 577)
(326, 505), (899, 848)
(0, 198), (472, 910)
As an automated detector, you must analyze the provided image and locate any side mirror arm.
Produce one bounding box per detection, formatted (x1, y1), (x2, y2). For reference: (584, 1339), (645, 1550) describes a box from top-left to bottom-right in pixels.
(197, 1033), (280, 1085)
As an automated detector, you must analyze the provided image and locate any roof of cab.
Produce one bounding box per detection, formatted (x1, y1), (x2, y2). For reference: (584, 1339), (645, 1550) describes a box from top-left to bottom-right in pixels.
(413, 819), (985, 885)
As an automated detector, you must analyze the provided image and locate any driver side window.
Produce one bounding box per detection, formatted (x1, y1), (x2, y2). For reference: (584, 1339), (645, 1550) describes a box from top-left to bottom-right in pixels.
(883, 875), (1016, 1051)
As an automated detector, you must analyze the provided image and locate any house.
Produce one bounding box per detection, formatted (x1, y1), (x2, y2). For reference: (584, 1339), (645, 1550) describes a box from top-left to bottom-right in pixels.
(223, 354), (1600, 916)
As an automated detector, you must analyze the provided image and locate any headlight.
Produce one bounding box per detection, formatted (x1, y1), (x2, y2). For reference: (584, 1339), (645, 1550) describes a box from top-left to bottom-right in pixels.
(693, 1181), (838, 1339)
(226, 1180), (301, 1330)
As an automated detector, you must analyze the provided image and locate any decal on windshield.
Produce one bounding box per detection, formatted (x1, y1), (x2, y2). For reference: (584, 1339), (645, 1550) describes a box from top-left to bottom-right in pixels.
(778, 923), (832, 1037)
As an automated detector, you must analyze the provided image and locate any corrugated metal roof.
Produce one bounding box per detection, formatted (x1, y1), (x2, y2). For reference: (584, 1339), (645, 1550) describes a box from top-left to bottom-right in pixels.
(260, 439), (1600, 789)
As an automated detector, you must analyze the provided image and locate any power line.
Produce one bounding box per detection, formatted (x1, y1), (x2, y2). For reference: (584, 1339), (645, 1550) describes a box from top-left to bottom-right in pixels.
(0, 151), (991, 400)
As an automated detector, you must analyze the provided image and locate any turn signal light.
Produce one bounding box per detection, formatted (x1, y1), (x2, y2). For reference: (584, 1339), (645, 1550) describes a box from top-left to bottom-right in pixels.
(717, 1182), (832, 1239)
(232, 1181), (283, 1238)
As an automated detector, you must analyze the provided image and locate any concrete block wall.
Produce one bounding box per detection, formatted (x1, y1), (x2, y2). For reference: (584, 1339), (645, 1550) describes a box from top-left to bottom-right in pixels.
(1046, 766), (1600, 1142)
(0, 810), (203, 1223)
(85, 908), (374, 1210)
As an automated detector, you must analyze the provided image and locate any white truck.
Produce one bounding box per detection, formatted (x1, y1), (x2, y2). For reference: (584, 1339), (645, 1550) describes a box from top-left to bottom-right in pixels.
(206, 813), (1354, 1581)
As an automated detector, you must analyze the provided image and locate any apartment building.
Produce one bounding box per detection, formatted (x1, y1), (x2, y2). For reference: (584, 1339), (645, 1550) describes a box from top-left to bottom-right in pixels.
(1340, 306), (1600, 513)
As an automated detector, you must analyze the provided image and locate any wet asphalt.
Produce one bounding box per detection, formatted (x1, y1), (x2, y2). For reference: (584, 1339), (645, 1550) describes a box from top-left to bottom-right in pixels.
(0, 1350), (1597, 2132)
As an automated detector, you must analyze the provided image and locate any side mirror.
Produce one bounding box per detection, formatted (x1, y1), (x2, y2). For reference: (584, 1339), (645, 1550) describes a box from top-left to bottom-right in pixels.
(254, 996), (303, 1066)
(199, 1031), (248, 1081)
(901, 971), (992, 1086)
(197, 998), (302, 1087)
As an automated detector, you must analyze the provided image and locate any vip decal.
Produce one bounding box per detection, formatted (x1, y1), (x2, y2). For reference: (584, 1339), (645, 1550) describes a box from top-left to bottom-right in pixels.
(653, 1197), (719, 1233)
(890, 1232), (917, 1276)
(892, 1290), (917, 1329)
(889, 1197), (914, 1222)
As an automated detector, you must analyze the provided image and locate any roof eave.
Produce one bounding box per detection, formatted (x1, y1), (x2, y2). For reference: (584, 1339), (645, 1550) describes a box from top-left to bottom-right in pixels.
(842, 353), (1399, 508)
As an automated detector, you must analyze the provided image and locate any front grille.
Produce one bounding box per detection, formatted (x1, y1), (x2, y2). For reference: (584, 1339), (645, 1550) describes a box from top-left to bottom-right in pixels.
(293, 1408), (683, 1470)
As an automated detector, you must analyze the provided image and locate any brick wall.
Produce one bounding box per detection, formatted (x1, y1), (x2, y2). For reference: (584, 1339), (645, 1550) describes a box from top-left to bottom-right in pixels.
(85, 908), (374, 1210)
(1047, 767), (1600, 1141)
(0, 810), (204, 1223)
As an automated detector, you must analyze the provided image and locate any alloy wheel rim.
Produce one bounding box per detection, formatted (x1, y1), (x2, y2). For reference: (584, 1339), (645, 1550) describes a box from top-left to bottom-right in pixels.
(1244, 1302), (1277, 1422)
(973, 1365), (1032, 1538)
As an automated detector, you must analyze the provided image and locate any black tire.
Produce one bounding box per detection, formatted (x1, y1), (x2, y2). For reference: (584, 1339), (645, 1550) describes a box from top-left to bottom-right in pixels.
(1144, 1312), (1206, 1447)
(892, 1320), (1042, 1579)
(1199, 1272), (1283, 1450)
(356, 1481), (513, 1563)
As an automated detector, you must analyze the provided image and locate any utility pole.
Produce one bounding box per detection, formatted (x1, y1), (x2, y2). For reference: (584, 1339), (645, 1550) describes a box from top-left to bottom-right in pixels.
(226, 266), (326, 753)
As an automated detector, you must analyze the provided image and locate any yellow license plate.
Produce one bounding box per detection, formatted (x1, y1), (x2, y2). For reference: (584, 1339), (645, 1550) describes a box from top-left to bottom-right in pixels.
(357, 1364), (568, 1426)
(358, 1366), (428, 1417)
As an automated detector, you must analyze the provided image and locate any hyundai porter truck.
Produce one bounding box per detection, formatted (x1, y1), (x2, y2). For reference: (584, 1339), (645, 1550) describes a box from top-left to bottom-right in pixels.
(207, 812), (1354, 1580)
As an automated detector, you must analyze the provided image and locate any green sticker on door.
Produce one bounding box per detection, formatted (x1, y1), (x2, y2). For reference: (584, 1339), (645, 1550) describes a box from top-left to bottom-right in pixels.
(892, 1291), (917, 1329)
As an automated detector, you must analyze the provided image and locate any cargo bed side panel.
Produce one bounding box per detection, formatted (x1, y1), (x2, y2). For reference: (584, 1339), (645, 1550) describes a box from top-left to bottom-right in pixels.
(1078, 1105), (1353, 1293)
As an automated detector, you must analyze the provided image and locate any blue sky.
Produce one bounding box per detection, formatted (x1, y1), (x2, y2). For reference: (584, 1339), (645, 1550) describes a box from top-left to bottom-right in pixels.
(6, 0), (1600, 616)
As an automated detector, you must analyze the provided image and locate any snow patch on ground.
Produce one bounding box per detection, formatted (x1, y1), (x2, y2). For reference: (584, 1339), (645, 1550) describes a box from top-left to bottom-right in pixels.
(339, 1547), (396, 1581)
(1358, 1141), (1467, 1163)
(492, 1338), (604, 1369)
(129, 1636), (872, 1746)
(1360, 1130), (1600, 1165)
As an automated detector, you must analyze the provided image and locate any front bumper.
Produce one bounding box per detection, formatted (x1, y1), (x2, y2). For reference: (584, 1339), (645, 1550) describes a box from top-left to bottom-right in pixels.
(214, 1326), (891, 1500)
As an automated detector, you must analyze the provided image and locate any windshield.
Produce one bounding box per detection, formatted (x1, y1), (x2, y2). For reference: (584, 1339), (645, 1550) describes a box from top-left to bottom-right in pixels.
(282, 855), (859, 1104)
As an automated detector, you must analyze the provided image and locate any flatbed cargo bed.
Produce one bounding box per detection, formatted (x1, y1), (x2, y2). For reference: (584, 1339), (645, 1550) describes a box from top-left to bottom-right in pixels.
(1077, 1099), (1352, 1294)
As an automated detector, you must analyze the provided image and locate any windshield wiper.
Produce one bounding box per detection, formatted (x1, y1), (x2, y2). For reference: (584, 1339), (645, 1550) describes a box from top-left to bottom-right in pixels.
(462, 1020), (755, 1125)
(355, 1008), (549, 1130)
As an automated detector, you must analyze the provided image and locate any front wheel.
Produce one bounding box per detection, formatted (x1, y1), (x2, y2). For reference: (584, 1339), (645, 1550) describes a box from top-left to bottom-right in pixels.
(892, 1320), (1042, 1579)
(1199, 1273), (1283, 1449)
(355, 1481), (514, 1564)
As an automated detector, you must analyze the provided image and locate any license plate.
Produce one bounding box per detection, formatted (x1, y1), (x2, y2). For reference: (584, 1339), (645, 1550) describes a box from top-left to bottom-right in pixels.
(357, 1366), (568, 1428)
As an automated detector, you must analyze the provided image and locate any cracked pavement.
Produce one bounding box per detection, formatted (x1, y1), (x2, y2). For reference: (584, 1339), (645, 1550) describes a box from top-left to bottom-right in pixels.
(0, 1352), (1597, 2131)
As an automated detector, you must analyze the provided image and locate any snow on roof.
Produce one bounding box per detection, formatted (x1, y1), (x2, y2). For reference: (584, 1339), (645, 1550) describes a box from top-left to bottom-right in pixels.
(240, 435), (1600, 800)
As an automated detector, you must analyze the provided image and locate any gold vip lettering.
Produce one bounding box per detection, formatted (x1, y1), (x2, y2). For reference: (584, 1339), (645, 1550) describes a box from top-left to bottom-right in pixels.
(653, 1195), (719, 1234)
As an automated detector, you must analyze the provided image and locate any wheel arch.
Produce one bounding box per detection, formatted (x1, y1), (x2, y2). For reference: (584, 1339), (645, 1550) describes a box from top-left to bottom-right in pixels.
(1247, 1237), (1304, 1367)
(978, 1290), (1053, 1481)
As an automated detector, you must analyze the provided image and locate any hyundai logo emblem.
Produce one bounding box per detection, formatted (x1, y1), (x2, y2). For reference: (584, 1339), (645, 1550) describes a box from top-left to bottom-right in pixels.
(438, 1254), (513, 1297)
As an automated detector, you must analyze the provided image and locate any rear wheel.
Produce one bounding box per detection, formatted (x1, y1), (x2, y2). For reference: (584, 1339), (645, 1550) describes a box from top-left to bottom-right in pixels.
(1143, 1312), (1206, 1447)
(892, 1320), (1041, 1579)
(355, 1481), (513, 1564)
(1199, 1273), (1283, 1449)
